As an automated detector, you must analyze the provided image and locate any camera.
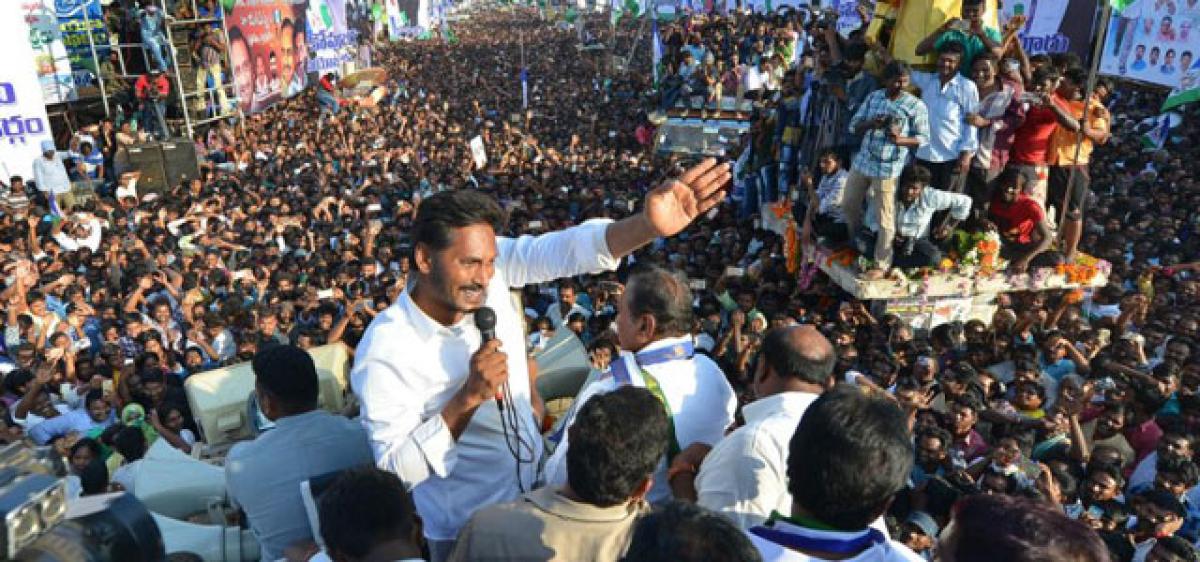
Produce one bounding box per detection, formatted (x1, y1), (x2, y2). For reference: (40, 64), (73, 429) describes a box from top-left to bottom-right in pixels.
(0, 442), (163, 560)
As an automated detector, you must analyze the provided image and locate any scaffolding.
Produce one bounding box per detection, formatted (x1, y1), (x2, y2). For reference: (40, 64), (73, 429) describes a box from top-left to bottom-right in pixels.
(76, 0), (243, 139)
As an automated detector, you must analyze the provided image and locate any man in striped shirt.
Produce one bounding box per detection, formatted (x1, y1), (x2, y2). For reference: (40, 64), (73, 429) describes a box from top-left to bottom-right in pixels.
(2, 177), (30, 218)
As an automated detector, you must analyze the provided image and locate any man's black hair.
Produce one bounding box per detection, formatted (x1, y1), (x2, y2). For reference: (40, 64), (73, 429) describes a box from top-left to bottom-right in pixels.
(251, 344), (319, 410)
(882, 60), (912, 80)
(788, 385), (913, 530)
(624, 265), (694, 338)
(1061, 66), (1088, 87)
(947, 494), (1109, 562)
(112, 424), (147, 463)
(567, 386), (669, 506)
(80, 457), (108, 495)
(937, 40), (966, 58)
(411, 189), (505, 252)
(761, 327), (834, 386)
(620, 501), (763, 562)
(318, 466), (419, 560)
(899, 164), (934, 189)
(1138, 489), (1187, 519)
(1150, 536), (1200, 562)
(1156, 454), (1200, 488)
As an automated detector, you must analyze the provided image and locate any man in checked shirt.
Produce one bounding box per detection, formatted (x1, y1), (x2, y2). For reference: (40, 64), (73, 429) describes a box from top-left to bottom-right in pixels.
(842, 61), (931, 279)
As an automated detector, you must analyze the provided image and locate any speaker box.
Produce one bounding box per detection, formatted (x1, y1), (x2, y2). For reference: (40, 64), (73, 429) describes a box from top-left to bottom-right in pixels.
(120, 139), (200, 195)
(122, 143), (167, 194)
(159, 139), (200, 187)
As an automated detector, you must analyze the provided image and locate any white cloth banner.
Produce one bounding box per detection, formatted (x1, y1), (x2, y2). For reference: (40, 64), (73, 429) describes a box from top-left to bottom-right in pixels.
(469, 136), (487, 169)
(0, 1), (55, 181)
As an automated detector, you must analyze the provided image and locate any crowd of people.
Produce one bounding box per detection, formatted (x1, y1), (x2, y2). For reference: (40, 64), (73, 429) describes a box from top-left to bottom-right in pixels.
(2, 0), (1200, 561)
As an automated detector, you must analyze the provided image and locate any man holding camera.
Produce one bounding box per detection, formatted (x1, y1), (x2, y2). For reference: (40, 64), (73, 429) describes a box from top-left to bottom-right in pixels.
(842, 61), (930, 277)
(134, 69), (171, 140)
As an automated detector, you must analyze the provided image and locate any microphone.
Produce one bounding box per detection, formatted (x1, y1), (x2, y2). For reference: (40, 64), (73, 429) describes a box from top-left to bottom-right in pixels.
(473, 307), (503, 411)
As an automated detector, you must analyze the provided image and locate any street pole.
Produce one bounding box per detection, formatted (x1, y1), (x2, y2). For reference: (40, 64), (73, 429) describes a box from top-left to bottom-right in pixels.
(81, 4), (110, 117)
(1057, 1), (1112, 251)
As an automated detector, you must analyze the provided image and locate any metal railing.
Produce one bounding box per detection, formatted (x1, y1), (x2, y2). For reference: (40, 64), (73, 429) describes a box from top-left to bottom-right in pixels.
(71, 0), (244, 138)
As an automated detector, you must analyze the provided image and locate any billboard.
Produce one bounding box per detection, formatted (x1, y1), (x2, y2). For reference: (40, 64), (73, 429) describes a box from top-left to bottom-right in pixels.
(21, 0), (77, 105)
(56, 0), (110, 89)
(1100, 0), (1200, 88)
(1000, 0), (1099, 61)
(226, 0), (308, 114)
(0, 0), (55, 181)
(307, 0), (361, 75)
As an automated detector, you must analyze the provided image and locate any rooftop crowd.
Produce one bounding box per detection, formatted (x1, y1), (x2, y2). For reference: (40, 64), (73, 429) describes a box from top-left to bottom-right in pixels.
(3, 1), (1200, 561)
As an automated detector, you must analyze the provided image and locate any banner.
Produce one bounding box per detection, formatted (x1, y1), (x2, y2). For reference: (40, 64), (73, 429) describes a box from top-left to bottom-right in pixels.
(0, 1), (55, 181)
(999, 0), (1098, 61)
(21, 0), (77, 105)
(386, 0), (424, 37)
(836, 1), (872, 38)
(1100, 0), (1200, 88)
(1163, 61), (1200, 111)
(307, 0), (361, 75)
(56, 0), (110, 89)
(227, 0), (308, 114)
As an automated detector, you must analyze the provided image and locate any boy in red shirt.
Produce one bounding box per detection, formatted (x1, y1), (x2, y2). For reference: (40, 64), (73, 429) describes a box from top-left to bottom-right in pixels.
(986, 168), (1060, 273)
(1006, 67), (1084, 214)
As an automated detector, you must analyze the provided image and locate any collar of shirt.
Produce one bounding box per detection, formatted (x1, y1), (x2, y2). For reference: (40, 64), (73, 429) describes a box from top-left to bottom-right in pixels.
(634, 334), (695, 357)
(527, 487), (643, 523)
(270, 409), (327, 430)
(741, 391), (820, 427)
(399, 288), (472, 341)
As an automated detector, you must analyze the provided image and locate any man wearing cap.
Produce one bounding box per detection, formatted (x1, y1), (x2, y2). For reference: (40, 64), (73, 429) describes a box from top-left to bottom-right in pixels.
(31, 140), (71, 211)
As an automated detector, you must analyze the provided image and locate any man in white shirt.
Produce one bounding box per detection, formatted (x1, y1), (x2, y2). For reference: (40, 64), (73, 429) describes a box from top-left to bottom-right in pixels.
(747, 386), (922, 562)
(50, 214), (103, 253)
(351, 159), (730, 561)
(544, 280), (591, 329)
(910, 41), (979, 198)
(31, 140), (71, 205)
(675, 325), (835, 530)
(543, 265), (737, 505)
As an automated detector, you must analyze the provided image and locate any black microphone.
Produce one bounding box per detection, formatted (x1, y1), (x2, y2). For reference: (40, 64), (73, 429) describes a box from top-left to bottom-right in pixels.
(474, 307), (503, 411)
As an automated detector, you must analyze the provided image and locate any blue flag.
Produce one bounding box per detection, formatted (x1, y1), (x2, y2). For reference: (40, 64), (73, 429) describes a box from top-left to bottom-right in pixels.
(520, 67), (529, 109)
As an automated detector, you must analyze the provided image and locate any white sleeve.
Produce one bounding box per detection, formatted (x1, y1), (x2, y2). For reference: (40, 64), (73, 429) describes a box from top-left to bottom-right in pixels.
(52, 231), (79, 252)
(82, 220), (103, 252)
(351, 357), (458, 489)
(496, 218), (619, 288)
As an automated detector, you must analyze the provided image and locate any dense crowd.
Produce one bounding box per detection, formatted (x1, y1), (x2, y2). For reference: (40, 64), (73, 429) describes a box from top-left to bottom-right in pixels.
(3, 1), (1200, 561)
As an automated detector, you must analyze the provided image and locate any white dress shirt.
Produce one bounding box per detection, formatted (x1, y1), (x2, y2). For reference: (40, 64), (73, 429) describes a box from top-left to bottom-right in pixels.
(351, 219), (620, 541)
(32, 154), (71, 195)
(910, 71), (979, 164)
(543, 335), (737, 504)
(695, 391), (819, 530)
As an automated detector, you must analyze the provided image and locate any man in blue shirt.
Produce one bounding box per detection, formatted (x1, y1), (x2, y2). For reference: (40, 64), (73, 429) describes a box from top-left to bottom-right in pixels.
(28, 388), (114, 445)
(858, 164), (971, 270)
(226, 345), (374, 561)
